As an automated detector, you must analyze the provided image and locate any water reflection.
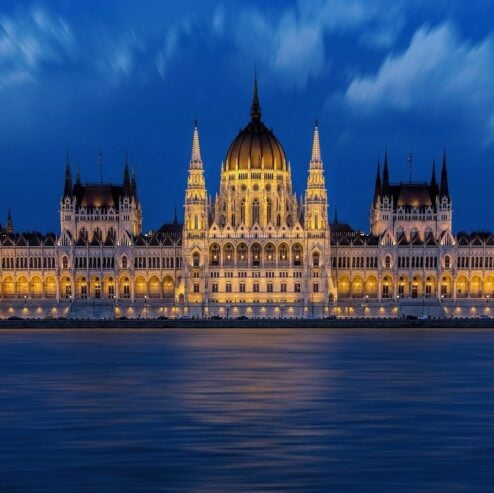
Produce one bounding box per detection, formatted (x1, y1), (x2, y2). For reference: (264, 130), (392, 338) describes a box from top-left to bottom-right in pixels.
(1, 329), (494, 492)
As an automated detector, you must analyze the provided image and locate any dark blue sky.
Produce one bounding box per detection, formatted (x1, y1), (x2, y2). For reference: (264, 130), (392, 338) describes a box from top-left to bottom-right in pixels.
(1, 0), (493, 234)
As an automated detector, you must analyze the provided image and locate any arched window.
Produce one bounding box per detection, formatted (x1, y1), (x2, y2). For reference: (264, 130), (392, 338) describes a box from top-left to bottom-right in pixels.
(445, 255), (451, 269)
(194, 214), (199, 230)
(313, 251), (320, 267)
(314, 213), (319, 230)
(385, 255), (391, 269)
(192, 252), (200, 267)
(224, 244), (234, 263)
(292, 244), (302, 266)
(279, 244), (288, 262)
(237, 243), (247, 263)
(210, 244), (220, 266)
(265, 243), (275, 262)
(219, 215), (226, 228)
(231, 214), (236, 227)
(251, 244), (261, 266)
(240, 200), (246, 224)
(121, 256), (128, 269)
(266, 199), (272, 224)
(62, 256), (68, 269)
(252, 200), (259, 225)
(276, 214), (281, 227)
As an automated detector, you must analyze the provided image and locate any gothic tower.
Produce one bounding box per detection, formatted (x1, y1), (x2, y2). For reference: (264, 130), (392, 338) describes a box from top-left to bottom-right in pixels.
(182, 121), (208, 309)
(304, 122), (334, 307)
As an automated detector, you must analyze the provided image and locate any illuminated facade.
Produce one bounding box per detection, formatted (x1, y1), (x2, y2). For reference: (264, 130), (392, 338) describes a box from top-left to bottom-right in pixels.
(0, 80), (493, 319)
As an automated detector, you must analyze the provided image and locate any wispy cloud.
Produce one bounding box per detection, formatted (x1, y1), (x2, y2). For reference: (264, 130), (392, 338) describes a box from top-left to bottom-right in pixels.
(216, 0), (407, 89)
(156, 21), (191, 80)
(344, 22), (494, 144)
(0, 4), (73, 89)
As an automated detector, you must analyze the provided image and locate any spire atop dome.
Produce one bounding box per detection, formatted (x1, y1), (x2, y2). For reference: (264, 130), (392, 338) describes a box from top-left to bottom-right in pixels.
(310, 120), (321, 164)
(190, 119), (202, 168)
(250, 70), (261, 121)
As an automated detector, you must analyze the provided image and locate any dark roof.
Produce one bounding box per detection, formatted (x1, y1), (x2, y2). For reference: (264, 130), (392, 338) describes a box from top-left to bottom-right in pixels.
(387, 182), (435, 208)
(157, 222), (183, 236)
(73, 183), (127, 210)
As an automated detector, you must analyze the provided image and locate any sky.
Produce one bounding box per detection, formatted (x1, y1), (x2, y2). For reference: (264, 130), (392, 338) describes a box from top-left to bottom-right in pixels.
(0, 0), (493, 234)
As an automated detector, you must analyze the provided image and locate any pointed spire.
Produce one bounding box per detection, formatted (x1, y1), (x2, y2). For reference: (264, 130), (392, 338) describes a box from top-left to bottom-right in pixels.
(250, 70), (261, 121)
(310, 120), (321, 164)
(6, 208), (13, 235)
(131, 166), (138, 200)
(440, 148), (449, 197)
(75, 161), (81, 185)
(374, 158), (381, 203)
(64, 151), (72, 197)
(190, 120), (202, 168)
(123, 151), (131, 195)
(382, 147), (389, 194)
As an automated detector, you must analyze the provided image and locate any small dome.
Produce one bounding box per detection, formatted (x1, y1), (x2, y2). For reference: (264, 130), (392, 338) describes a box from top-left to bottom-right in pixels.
(224, 79), (287, 172)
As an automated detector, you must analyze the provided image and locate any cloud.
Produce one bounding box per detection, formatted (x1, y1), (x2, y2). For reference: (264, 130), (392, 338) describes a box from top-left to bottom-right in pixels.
(98, 31), (147, 82)
(0, 4), (72, 89)
(344, 23), (494, 143)
(220, 0), (407, 89)
(156, 24), (184, 80)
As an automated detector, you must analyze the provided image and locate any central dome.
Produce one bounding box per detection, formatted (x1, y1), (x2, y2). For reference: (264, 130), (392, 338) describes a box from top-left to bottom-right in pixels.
(224, 80), (287, 172)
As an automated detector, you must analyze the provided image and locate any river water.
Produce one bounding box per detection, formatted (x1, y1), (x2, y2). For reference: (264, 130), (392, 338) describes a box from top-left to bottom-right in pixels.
(1, 328), (494, 492)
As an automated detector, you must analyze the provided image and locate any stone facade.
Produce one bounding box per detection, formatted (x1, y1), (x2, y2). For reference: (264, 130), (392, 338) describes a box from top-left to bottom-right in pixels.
(0, 82), (493, 319)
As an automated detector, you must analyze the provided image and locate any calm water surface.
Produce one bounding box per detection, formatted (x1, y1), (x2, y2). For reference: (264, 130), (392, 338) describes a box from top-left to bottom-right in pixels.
(1, 328), (494, 492)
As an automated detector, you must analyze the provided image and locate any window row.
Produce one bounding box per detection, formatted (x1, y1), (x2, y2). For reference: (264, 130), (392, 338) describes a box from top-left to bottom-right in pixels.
(208, 281), (319, 293)
(1, 257), (55, 269)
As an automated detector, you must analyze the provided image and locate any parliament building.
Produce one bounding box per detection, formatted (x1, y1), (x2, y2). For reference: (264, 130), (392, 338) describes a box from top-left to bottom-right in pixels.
(1, 80), (493, 319)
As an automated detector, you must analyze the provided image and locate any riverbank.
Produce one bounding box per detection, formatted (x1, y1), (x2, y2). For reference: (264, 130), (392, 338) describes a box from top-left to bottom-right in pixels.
(1, 317), (494, 329)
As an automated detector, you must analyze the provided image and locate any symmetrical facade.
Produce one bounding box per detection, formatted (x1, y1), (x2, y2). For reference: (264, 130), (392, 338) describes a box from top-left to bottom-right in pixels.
(0, 80), (493, 318)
